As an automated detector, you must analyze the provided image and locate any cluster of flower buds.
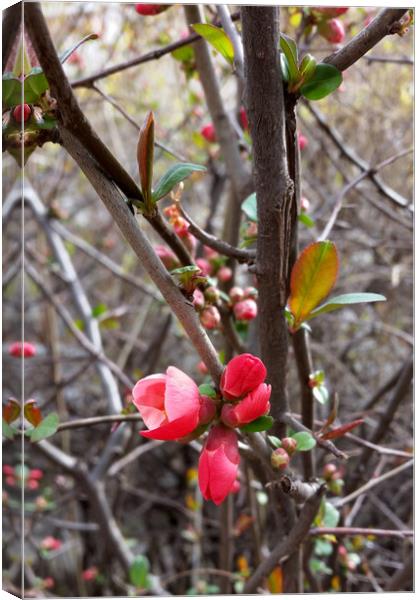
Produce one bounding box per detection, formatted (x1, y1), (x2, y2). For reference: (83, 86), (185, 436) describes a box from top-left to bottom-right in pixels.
(154, 244), (181, 271)
(132, 353), (271, 504)
(163, 203), (196, 254)
(270, 436), (298, 470)
(196, 245), (232, 283)
(323, 462), (344, 495)
(229, 286), (258, 322)
(3, 464), (44, 490)
(8, 341), (37, 358)
(312, 7), (347, 44)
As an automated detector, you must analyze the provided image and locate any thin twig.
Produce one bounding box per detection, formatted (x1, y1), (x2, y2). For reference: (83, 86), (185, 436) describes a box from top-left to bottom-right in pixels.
(310, 527), (413, 539)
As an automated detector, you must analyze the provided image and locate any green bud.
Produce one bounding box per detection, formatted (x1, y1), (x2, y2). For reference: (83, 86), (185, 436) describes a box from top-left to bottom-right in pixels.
(299, 54), (317, 84)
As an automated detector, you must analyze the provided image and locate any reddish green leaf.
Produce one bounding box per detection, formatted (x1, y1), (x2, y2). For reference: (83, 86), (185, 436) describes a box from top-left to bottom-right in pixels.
(137, 111), (155, 207)
(288, 241), (339, 328)
(3, 399), (21, 424)
(29, 412), (59, 442)
(24, 400), (43, 427)
(320, 418), (364, 441)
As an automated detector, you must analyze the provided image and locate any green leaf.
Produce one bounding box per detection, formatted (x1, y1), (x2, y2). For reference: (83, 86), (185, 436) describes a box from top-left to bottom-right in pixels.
(298, 212), (315, 228)
(29, 413), (59, 442)
(288, 240), (339, 328)
(192, 24), (234, 65)
(24, 68), (49, 103)
(313, 385), (329, 405)
(280, 53), (291, 82)
(241, 192), (257, 222)
(291, 431), (316, 451)
(92, 303), (107, 318)
(323, 501), (340, 528)
(268, 435), (282, 448)
(309, 558), (332, 575)
(314, 538), (334, 557)
(307, 292), (386, 321)
(198, 383), (217, 399)
(129, 555), (150, 589)
(2, 418), (17, 440)
(300, 63), (343, 101)
(152, 162), (206, 202)
(240, 415), (274, 432)
(2, 73), (22, 108)
(171, 44), (195, 63)
(279, 34), (299, 82)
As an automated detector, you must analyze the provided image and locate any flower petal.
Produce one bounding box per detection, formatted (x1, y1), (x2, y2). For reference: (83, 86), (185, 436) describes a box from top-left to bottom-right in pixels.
(140, 413), (199, 441)
(132, 374), (166, 429)
(231, 383), (271, 425)
(164, 366), (201, 422)
(220, 353), (267, 399)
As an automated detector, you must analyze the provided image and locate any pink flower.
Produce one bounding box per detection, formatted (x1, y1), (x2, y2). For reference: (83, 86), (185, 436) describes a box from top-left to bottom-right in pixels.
(318, 18), (346, 44)
(9, 341), (36, 358)
(217, 266), (232, 282)
(233, 299), (258, 321)
(41, 536), (62, 551)
(155, 244), (180, 270)
(135, 4), (169, 16)
(82, 567), (98, 582)
(198, 425), (240, 505)
(221, 383), (271, 427)
(132, 367), (203, 440)
(196, 258), (211, 276)
(200, 306), (221, 330)
(29, 468), (44, 480)
(298, 132), (308, 151)
(201, 123), (216, 143)
(221, 353), (267, 400)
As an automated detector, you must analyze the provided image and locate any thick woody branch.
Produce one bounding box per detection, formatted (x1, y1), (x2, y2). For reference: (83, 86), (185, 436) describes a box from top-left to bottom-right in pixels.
(243, 483), (325, 593)
(242, 7), (295, 435)
(323, 9), (409, 72)
(60, 127), (223, 384)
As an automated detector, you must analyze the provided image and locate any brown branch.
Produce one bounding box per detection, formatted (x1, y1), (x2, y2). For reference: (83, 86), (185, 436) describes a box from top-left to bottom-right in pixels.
(305, 102), (411, 212)
(310, 527), (413, 539)
(59, 127), (223, 384)
(322, 9), (409, 72)
(2, 2), (22, 72)
(71, 12), (241, 89)
(243, 483), (325, 593)
(242, 7), (295, 436)
(178, 203), (255, 262)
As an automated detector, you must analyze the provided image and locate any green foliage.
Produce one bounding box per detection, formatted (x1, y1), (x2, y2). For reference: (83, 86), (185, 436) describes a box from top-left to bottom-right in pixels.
(240, 415), (274, 432)
(291, 431), (316, 451)
(307, 293), (386, 321)
(192, 24), (234, 65)
(2, 418), (17, 440)
(29, 413), (60, 442)
(198, 383), (217, 398)
(129, 555), (150, 590)
(152, 162), (206, 202)
(300, 64), (343, 100)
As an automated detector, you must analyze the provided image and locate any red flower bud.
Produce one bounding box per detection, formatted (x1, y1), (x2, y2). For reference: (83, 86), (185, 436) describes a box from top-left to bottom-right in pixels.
(196, 258), (211, 276)
(281, 437), (297, 455)
(239, 106), (248, 131)
(233, 299), (258, 321)
(323, 463), (338, 480)
(271, 448), (290, 470)
(5, 476), (16, 487)
(9, 341), (36, 358)
(198, 425), (240, 504)
(203, 245), (219, 260)
(229, 286), (244, 303)
(29, 468), (44, 480)
(217, 266), (232, 283)
(27, 479), (39, 490)
(135, 4), (170, 16)
(200, 123), (216, 143)
(196, 360), (208, 375)
(221, 383), (271, 427)
(41, 536), (62, 551)
(193, 289), (205, 311)
(2, 465), (15, 476)
(42, 577), (55, 589)
(198, 395), (216, 425)
(204, 286), (220, 304)
(82, 567), (98, 581)
(155, 244), (180, 270)
(298, 131), (308, 151)
(13, 104), (31, 123)
(221, 353), (267, 401)
(318, 18), (346, 44)
(244, 286), (258, 300)
(300, 196), (311, 212)
(200, 306), (221, 330)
